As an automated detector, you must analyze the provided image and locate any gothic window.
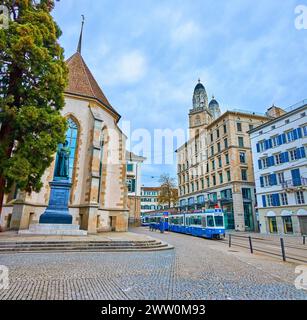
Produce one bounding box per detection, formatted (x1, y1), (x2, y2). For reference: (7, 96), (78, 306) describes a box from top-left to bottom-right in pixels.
(66, 118), (78, 180)
(54, 118), (78, 180)
(98, 129), (106, 204)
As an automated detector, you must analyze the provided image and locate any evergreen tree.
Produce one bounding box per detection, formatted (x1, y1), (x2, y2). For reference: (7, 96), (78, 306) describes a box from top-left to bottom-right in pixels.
(0, 0), (68, 221)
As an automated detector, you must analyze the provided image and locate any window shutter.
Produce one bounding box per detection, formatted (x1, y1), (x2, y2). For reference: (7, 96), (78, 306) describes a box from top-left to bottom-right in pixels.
(264, 140), (269, 150)
(260, 176), (264, 188)
(268, 156), (275, 167)
(282, 133), (287, 144)
(258, 159), (262, 170)
(291, 169), (301, 186)
(281, 152), (289, 163)
(268, 139), (273, 148)
(300, 147), (306, 158)
(297, 127), (302, 138)
(293, 129), (298, 140)
(272, 194), (280, 207)
(262, 195), (267, 208)
(256, 143), (260, 153)
(277, 135), (283, 145)
(270, 174), (277, 186)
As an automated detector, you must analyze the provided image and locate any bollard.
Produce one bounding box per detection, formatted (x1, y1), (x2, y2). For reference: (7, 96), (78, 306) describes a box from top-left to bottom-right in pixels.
(303, 235), (306, 245)
(280, 238), (286, 262)
(248, 236), (253, 254)
(229, 234), (232, 248)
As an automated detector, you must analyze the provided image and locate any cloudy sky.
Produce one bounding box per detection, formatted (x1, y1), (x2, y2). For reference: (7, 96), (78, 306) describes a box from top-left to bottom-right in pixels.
(53, 0), (307, 186)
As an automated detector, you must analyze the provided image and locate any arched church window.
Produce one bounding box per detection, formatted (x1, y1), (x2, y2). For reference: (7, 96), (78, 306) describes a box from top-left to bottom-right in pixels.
(66, 118), (78, 179)
(98, 130), (105, 203)
(54, 118), (78, 180)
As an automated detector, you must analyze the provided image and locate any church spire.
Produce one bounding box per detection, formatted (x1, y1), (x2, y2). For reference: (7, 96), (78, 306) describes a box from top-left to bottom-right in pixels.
(77, 15), (85, 54)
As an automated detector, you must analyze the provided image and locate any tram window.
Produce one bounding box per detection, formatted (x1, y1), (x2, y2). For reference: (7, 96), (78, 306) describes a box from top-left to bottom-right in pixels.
(189, 216), (200, 225)
(202, 217), (206, 227)
(207, 215), (215, 227)
(214, 215), (224, 227)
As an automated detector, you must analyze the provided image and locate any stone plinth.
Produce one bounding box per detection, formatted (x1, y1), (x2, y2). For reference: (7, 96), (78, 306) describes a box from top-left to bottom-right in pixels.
(19, 224), (87, 236)
(39, 179), (73, 224)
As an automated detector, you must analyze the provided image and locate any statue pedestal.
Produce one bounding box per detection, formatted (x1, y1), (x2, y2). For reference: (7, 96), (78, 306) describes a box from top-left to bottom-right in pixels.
(39, 180), (73, 224)
(19, 224), (87, 236)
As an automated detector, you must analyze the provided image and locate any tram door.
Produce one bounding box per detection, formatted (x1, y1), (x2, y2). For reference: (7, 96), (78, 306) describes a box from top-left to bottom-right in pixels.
(201, 217), (206, 228)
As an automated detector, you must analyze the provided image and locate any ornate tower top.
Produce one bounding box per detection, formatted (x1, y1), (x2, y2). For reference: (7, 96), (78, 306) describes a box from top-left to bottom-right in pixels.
(192, 79), (208, 110)
(209, 95), (221, 120)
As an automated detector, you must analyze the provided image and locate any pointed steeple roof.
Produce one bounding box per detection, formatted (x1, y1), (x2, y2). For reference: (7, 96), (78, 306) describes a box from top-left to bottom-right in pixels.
(64, 16), (120, 121)
(65, 53), (120, 120)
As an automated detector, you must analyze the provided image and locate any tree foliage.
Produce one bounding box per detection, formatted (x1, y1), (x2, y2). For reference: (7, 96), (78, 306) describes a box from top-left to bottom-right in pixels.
(157, 174), (178, 209)
(0, 0), (68, 197)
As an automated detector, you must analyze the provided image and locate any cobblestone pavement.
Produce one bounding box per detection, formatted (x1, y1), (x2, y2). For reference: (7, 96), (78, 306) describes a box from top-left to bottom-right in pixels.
(0, 228), (306, 300)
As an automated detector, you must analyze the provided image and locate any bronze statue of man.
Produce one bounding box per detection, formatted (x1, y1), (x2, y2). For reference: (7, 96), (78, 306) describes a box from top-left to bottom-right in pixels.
(54, 141), (71, 179)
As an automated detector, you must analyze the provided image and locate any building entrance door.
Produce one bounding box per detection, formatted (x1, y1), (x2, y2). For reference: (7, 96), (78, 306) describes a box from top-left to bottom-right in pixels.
(222, 204), (235, 229)
(110, 216), (116, 231)
(268, 217), (278, 233)
(243, 203), (254, 231)
(282, 216), (293, 234)
(299, 216), (307, 235)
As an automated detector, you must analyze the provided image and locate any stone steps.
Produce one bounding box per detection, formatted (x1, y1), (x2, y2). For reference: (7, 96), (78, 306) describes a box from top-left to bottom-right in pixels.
(0, 240), (173, 253)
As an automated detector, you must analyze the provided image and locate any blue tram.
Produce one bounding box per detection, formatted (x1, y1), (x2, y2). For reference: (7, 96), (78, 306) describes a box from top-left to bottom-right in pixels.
(144, 209), (225, 239)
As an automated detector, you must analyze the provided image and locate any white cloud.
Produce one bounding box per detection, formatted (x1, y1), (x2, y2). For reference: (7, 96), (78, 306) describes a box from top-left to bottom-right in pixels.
(98, 50), (147, 85)
(171, 21), (201, 44)
(118, 51), (147, 84)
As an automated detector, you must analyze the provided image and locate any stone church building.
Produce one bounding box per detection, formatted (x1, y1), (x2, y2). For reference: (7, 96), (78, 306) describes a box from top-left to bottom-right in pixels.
(0, 37), (129, 233)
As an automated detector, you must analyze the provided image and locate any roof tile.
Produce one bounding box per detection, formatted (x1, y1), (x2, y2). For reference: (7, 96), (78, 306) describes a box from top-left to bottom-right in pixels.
(65, 52), (120, 119)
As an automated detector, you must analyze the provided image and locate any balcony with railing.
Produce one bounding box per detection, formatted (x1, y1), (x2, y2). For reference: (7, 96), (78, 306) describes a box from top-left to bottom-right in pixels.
(281, 177), (307, 190)
(220, 196), (233, 204)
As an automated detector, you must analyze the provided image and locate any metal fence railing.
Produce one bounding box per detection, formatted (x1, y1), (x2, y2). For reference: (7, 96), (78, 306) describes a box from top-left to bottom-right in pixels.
(227, 234), (307, 263)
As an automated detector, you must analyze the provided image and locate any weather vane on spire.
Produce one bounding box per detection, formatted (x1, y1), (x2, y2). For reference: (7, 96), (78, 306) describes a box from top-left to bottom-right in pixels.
(77, 15), (85, 54)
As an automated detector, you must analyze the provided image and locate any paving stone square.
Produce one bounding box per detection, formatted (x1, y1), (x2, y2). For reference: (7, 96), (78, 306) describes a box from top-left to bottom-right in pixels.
(0, 228), (306, 300)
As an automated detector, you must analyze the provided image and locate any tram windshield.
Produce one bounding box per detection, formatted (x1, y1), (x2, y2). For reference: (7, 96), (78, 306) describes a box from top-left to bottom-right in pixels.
(214, 215), (224, 227)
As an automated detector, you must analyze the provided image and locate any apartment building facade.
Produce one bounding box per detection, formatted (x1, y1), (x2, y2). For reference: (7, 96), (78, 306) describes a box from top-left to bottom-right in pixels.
(126, 151), (146, 226)
(177, 81), (271, 231)
(141, 187), (163, 213)
(250, 101), (307, 235)
(140, 187), (178, 214)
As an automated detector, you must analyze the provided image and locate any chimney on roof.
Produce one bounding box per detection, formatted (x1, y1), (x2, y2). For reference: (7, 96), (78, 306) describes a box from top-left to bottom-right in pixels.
(266, 104), (286, 118)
